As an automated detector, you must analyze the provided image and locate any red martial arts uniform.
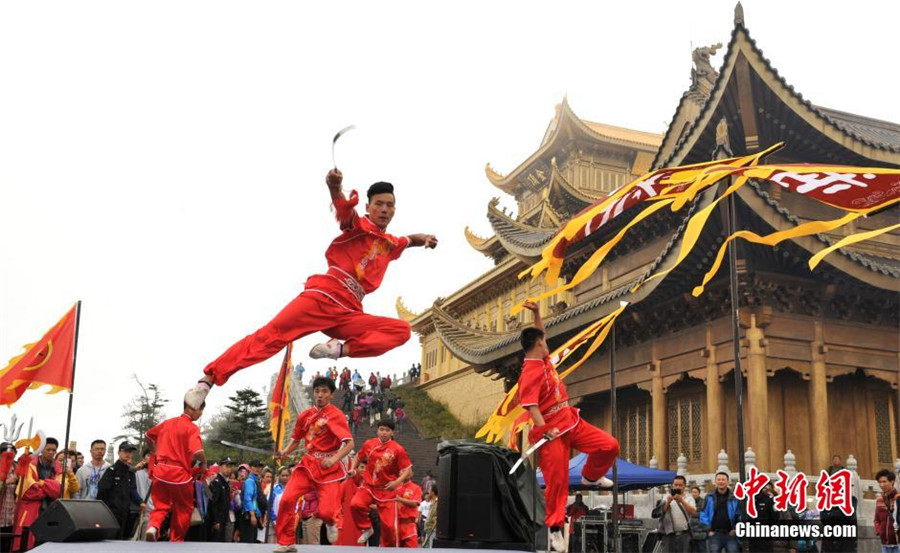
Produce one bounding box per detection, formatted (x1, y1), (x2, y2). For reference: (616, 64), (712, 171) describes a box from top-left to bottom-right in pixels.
(12, 457), (63, 552)
(145, 414), (203, 542)
(519, 356), (619, 529)
(351, 437), (411, 547)
(335, 473), (364, 545)
(204, 191), (412, 386)
(395, 480), (422, 548)
(276, 403), (352, 546)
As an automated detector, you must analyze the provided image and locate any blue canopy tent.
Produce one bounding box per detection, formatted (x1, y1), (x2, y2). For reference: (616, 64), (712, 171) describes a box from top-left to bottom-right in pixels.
(537, 455), (676, 491)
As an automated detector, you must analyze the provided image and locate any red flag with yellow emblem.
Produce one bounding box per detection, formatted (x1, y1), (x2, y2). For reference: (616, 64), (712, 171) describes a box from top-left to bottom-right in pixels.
(0, 305), (77, 405)
(269, 343), (293, 446)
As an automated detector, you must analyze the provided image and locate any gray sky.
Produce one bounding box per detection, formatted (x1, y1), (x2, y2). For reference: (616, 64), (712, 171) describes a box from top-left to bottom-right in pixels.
(2, 1), (897, 450)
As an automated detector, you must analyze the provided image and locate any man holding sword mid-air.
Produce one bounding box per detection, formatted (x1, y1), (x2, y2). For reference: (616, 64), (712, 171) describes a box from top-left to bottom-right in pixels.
(517, 301), (620, 553)
(185, 169), (438, 409)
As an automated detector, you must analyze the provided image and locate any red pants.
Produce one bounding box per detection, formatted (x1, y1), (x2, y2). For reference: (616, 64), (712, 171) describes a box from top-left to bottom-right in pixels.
(276, 465), (342, 546)
(148, 481), (194, 542)
(336, 478), (363, 545)
(398, 519), (419, 548)
(350, 487), (398, 547)
(204, 291), (411, 385)
(539, 416), (619, 528)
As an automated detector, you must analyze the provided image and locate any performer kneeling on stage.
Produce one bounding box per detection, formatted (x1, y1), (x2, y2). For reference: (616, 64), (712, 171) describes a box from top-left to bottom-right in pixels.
(395, 474), (423, 548)
(518, 301), (620, 553)
(274, 376), (354, 553)
(186, 169), (438, 408)
(350, 419), (412, 547)
(144, 398), (207, 543)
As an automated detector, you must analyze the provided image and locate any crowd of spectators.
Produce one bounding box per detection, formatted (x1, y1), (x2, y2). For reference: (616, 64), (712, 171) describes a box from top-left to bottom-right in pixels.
(0, 365), (442, 550)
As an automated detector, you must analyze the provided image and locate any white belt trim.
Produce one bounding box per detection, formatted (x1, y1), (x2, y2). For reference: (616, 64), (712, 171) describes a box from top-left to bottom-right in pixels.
(327, 266), (366, 302)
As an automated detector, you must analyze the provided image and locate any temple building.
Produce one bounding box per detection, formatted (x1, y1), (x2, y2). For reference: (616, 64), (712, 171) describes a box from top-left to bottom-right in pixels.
(400, 5), (899, 479)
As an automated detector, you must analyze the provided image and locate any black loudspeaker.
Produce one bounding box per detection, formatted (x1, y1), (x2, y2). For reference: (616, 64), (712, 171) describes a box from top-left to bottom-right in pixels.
(435, 451), (524, 547)
(30, 499), (120, 542)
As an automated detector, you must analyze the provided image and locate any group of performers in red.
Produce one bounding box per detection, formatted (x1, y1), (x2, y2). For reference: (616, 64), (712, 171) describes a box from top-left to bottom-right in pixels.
(144, 168), (619, 552)
(273, 376), (419, 552)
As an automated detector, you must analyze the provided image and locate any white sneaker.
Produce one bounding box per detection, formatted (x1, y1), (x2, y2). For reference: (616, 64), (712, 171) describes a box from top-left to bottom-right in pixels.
(326, 523), (339, 543)
(581, 475), (614, 488)
(357, 527), (375, 544)
(549, 529), (566, 552)
(145, 527), (157, 542)
(310, 338), (343, 360)
(184, 381), (211, 409)
(273, 546), (297, 553)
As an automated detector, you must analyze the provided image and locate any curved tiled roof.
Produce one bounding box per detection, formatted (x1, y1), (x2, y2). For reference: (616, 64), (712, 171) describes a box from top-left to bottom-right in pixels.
(395, 297), (421, 323)
(487, 98), (661, 193)
(435, 188), (709, 367)
(743, 180), (900, 279)
(435, 176), (899, 367)
(814, 107), (900, 154)
(486, 198), (555, 259)
(549, 159), (605, 210)
(653, 22), (900, 170)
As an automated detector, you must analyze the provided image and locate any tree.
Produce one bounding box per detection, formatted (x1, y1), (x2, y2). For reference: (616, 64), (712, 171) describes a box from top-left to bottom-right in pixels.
(207, 387), (273, 451)
(115, 375), (168, 454)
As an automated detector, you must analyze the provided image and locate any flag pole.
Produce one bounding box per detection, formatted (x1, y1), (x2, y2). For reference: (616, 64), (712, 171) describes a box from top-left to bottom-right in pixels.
(609, 311), (620, 553)
(713, 122), (747, 483)
(61, 301), (82, 499)
(264, 344), (292, 543)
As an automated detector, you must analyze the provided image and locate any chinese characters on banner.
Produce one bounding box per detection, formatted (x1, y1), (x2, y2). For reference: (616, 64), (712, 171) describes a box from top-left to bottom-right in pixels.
(733, 468), (854, 518)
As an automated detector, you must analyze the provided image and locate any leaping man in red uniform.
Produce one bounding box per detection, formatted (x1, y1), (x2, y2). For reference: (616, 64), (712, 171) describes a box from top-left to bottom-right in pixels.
(518, 301), (620, 553)
(185, 169), (438, 408)
(273, 376), (354, 552)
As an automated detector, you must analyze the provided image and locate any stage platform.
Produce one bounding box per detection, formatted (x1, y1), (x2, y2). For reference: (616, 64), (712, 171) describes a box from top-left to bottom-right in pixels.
(33, 541), (532, 552)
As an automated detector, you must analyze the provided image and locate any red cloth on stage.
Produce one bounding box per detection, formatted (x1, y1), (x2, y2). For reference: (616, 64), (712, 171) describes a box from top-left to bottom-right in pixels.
(203, 196), (412, 386)
(146, 414), (203, 485)
(148, 481), (194, 542)
(335, 475), (363, 545)
(275, 466), (342, 546)
(12, 458), (62, 552)
(517, 357), (619, 529)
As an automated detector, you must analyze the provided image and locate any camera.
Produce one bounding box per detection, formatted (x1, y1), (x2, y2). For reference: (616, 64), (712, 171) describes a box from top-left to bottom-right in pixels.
(671, 488), (682, 495)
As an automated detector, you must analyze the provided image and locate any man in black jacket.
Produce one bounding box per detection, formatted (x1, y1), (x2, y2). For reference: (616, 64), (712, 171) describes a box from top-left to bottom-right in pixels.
(747, 483), (777, 553)
(97, 441), (145, 539)
(207, 457), (236, 542)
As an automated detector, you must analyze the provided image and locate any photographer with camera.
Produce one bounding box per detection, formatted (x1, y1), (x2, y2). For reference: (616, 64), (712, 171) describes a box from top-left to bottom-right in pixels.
(652, 475), (697, 553)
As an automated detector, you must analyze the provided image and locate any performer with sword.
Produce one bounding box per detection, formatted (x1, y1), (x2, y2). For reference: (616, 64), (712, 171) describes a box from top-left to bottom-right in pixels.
(517, 301), (620, 553)
(185, 129), (438, 408)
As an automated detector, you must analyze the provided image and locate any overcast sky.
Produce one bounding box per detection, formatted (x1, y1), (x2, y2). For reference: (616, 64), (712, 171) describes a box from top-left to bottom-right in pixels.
(1, 1), (897, 451)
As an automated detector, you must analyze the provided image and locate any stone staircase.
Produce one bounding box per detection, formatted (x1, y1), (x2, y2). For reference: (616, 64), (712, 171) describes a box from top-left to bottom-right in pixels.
(332, 387), (441, 478)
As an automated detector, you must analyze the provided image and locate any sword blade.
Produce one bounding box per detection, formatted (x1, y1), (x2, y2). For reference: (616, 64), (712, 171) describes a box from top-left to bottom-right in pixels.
(331, 124), (356, 170)
(220, 440), (272, 455)
(508, 437), (548, 474)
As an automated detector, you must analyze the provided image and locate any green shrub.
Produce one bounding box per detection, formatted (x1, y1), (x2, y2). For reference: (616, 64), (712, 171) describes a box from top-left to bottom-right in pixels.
(394, 385), (485, 441)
